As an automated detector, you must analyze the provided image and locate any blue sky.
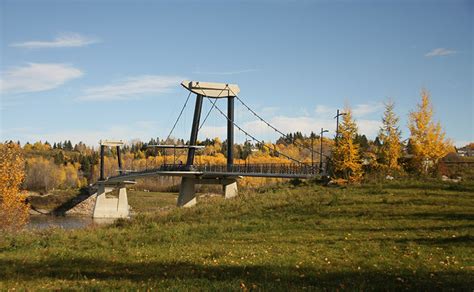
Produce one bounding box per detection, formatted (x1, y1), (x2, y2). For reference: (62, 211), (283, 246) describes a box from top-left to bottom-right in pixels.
(1, 0), (472, 147)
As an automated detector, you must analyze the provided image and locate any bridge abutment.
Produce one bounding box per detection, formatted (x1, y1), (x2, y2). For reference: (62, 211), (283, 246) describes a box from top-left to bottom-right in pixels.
(93, 184), (130, 218)
(177, 177), (239, 207)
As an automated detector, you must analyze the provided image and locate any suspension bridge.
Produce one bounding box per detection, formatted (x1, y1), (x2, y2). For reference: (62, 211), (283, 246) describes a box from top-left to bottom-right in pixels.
(93, 80), (329, 218)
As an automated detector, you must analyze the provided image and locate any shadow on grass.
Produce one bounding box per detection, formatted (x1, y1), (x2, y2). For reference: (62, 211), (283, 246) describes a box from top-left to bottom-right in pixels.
(0, 258), (472, 290)
(361, 182), (474, 193)
(404, 212), (474, 221)
(318, 224), (474, 234)
(394, 234), (474, 246)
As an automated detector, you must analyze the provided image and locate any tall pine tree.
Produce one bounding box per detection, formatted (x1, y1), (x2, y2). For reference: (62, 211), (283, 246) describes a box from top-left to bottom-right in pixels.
(378, 100), (402, 170)
(332, 106), (363, 182)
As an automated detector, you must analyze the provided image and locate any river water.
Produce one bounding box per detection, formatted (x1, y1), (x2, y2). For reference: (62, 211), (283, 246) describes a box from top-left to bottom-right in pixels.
(27, 215), (117, 230)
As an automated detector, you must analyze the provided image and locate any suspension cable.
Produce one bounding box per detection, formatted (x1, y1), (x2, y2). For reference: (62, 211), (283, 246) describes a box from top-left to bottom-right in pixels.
(198, 85), (229, 130)
(166, 91), (192, 142)
(202, 96), (308, 166)
(192, 83), (306, 164)
(227, 87), (330, 159)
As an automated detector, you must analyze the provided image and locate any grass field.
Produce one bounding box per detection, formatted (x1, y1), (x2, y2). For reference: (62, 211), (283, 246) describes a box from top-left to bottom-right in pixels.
(128, 190), (177, 213)
(1, 179), (473, 290)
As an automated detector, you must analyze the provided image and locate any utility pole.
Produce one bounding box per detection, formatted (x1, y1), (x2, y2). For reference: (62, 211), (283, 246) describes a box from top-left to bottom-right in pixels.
(320, 128), (329, 173)
(334, 109), (347, 145)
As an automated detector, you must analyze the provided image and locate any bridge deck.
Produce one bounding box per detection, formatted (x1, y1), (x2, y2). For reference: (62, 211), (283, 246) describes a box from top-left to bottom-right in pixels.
(105, 163), (323, 183)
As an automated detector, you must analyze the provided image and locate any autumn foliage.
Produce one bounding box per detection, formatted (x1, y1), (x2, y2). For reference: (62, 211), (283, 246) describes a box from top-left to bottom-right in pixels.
(331, 107), (363, 182)
(0, 143), (29, 231)
(2, 88), (463, 194)
(378, 100), (402, 170)
(408, 89), (453, 173)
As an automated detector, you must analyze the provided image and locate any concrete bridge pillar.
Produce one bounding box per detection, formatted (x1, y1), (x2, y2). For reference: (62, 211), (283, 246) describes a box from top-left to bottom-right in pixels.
(177, 177), (238, 207)
(223, 180), (238, 199)
(177, 177), (197, 207)
(93, 184), (130, 218)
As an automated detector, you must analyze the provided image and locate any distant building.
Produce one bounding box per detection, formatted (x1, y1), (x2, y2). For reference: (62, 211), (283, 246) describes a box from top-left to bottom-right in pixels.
(456, 145), (474, 157)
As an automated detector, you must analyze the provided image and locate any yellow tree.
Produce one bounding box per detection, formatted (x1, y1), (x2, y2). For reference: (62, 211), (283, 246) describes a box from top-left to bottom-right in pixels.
(378, 100), (402, 170)
(332, 107), (363, 181)
(0, 143), (29, 231)
(408, 89), (453, 173)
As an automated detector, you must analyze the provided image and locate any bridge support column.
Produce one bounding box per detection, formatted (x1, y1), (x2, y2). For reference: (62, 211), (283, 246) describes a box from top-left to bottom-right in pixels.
(223, 179), (238, 199)
(227, 96), (234, 171)
(186, 94), (204, 168)
(93, 184), (130, 218)
(178, 177), (197, 207)
(100, 145), (105, 181)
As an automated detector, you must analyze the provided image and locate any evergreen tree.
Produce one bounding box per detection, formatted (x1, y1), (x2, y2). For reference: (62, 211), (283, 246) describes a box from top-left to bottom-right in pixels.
(80, 155), (92, 181)
(67, 140), (73, 151)
(355, 134), (369, 151)
(332, 107), (363, 181)
(378, 100), (402, 170)
(53, 151), (65, 165)
(373, 137), (382, 147)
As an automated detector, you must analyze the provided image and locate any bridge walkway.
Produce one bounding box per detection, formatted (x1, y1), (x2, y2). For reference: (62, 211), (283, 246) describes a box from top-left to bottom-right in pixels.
(104, 163), (324, 183)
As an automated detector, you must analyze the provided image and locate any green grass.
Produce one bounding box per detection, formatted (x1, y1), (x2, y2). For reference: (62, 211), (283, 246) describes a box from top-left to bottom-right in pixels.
(1, 180), (473, 290)
(128, 190), (177, 213)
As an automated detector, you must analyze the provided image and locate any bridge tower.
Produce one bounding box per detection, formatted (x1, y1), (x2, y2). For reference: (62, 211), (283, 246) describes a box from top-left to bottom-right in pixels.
(93, 140), (130, 218)
(178, 80), (240, 207)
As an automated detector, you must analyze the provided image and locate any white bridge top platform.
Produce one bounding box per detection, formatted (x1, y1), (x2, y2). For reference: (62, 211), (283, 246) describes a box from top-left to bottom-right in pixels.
(181, 80), (240, 98)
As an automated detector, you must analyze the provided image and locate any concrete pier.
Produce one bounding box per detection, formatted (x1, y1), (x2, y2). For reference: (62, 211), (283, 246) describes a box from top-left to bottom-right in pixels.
(177, 177), (238, 207)
(177, 177), (197, 207)
(223, 181), (238, 199)
(93, 184), (130, 218)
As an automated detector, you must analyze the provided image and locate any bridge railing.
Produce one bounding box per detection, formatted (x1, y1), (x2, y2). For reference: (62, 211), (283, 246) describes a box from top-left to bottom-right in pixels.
(116, 163), (321, 176)
(195, 163), (319, 176)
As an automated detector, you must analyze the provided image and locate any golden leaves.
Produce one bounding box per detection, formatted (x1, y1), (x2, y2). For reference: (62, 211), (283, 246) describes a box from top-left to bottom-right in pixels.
(332, 107), (363, 182)
(408, 89), (453, 173)
(378, 100), (402, 170)
(0, 143), (29, 231)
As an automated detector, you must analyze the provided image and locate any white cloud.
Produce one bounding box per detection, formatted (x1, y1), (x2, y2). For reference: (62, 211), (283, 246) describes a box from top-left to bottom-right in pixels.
(199, 102), (384, 143)
(314, 103), (383, 118)
(454, 140), (473, 147)
(260, 106), (279, 116)
(315, 105), (334, 115)
(10, 33), (100, 49)
(199, 126), (227, 140)
(6, 121), (163, 147)
(239, 115), (381, 142)
(0, 63), (83, 94)
(425, 48), (457, 57)
(76, 75), (184, 101)
(357, 119), (382, 137)
(352, 103), (383, 117)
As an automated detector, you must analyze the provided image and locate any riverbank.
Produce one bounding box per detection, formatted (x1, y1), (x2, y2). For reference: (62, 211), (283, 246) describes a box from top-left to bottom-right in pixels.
(27, 189), (179, 216)
(1, 179), (473, 290)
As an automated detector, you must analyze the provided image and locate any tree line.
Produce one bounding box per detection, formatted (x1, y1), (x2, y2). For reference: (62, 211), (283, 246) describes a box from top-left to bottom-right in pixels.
(1, 89), (463, 193)
(0, 88), (470, 231)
